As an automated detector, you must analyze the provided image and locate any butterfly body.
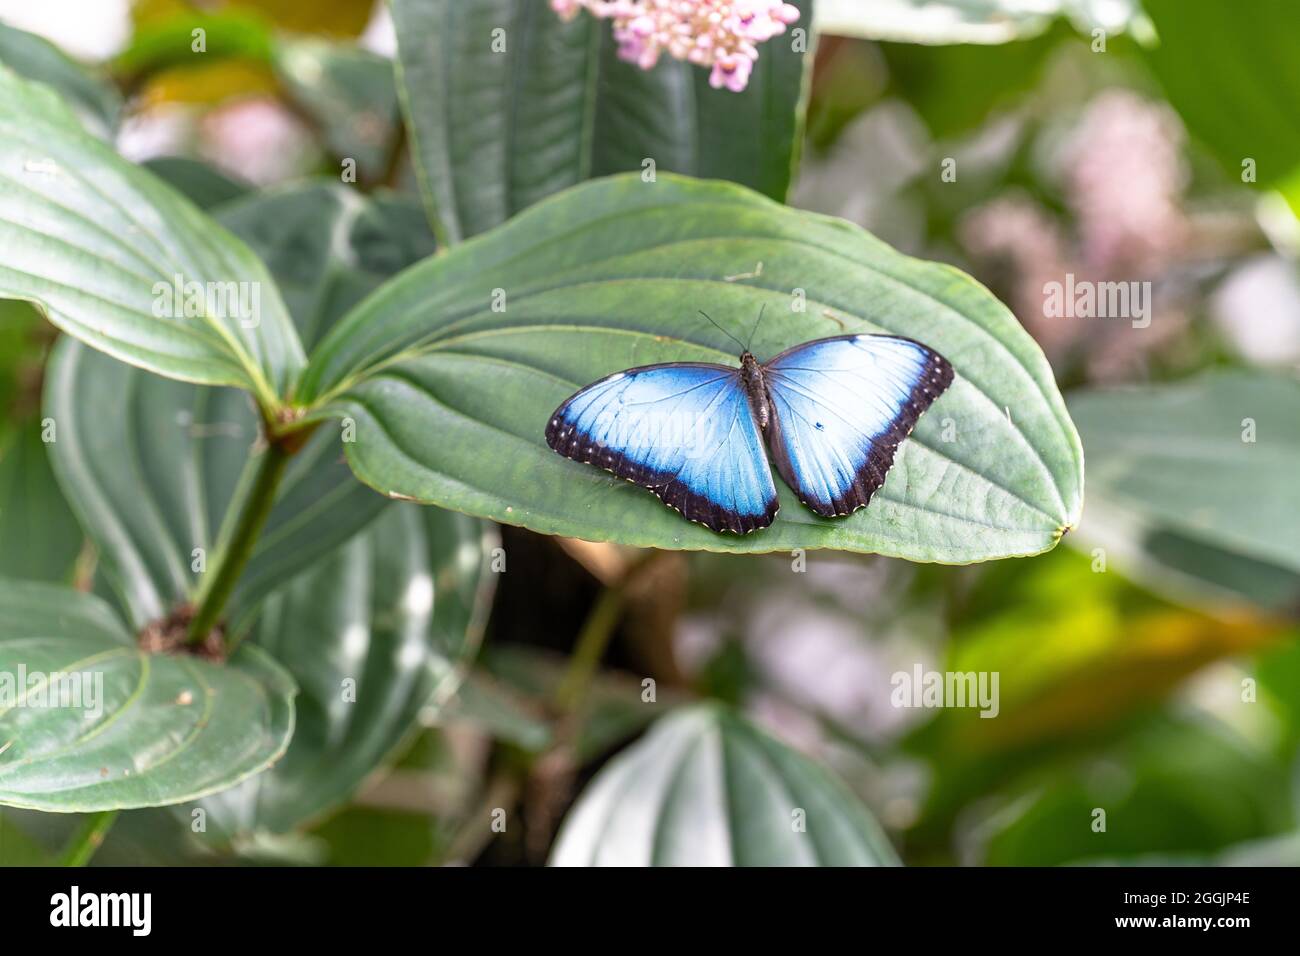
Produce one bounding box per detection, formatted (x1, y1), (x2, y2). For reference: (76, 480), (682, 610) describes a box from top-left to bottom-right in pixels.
(738, 351), (771, 431)
(545, 333), (954, 535)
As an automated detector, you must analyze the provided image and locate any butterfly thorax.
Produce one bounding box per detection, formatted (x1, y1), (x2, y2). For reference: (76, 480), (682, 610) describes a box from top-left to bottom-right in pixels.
(739, 351), (771, 431)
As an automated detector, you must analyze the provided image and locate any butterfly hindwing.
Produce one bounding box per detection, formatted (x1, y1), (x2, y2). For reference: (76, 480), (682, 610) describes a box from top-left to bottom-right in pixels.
(545, 362), (779, 534)
(762, 334), (954, 517)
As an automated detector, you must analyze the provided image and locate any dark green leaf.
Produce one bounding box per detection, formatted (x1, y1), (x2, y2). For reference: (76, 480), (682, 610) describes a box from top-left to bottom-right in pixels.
(0, 422), (82, 585)
(212, 183), (437, 352)
(143, 157), (250, 210)
(391, 0), (812, 243)
(0, 580), (294, 812)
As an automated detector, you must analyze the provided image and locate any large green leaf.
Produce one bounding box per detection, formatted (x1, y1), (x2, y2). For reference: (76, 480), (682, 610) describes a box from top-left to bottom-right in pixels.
(0, 580), (295, 812)
(191, 505), (498, 839)
(550, 704), (899, 866)
(42, 183), (437, 631)
(1068, 371), (1300, 608)
(300, 173), (1082, 560)
(390, 0), (812, 244)
(0, 66), (304, 411)
(1141, 0), (1300, 194)
(0, 20), (121, 139)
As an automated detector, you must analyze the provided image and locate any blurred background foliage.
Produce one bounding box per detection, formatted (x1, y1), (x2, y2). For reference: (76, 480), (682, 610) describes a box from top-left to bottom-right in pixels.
(0, 0), (1298, 867)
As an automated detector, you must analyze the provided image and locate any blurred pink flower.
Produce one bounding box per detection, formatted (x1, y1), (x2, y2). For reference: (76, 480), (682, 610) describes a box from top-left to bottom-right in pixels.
(1063, 89), (1189, 274)
(960, 91), (1198, 382)
(198, 97), (316, 186)
(552, 0), (799, 92)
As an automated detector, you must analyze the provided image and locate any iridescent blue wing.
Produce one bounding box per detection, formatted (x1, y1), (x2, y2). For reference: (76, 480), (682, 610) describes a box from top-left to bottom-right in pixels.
(763, 334), (954, 517)
(545, 362), (778, 534)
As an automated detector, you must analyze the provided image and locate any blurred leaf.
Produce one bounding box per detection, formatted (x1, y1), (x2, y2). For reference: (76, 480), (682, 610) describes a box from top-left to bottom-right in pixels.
(0, 580), (295, 812)
(244, 0), (379, 37)
(480, 645), (677, 762)
(0, 423), (82, 585)
(213, 183), (436, 351)
(0, 66), (304, 411)
(878, 21), (1070, 139)
(445, 670), (554, 754)
(0, 20), (121, 138)
(1080, 520), (1300, 616)
(975, 717), (1293, 865)
(310, 805), (442, 866)
(1068, 371), (1300, 609)
(300, 173), (1083, 560)
(117, 9), (275, 76)
(804, 37), (889, 152)
(143, 156), (251, 210)
(136, 59), (278, 107)
(906, 548), (1286, 839)
(390, 0), (813, 243)
(814, 0), (1140, 44)
(191, 505), (498, 839)
(1141, 0), (1300, 192)
(0, 811), (52, 865)
(1256, 639), (1300, 756)
(119, 4), (286, 106)
(274, 37), (399, 184)
(0, 298), (46, 421)
(551, 704), (899, 866)
(132, 0), (375, 37)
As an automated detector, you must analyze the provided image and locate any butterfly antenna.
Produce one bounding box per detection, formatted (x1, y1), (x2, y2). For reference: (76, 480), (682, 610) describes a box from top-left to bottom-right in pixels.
(698, 310), (747, 352)
(745, 304), (767, 351)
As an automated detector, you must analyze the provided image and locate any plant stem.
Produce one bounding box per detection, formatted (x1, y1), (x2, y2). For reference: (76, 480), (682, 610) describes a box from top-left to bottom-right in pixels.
(553, 585), (627, 714)
(58, 810), (118, 867)
(187, 439), (291, 644)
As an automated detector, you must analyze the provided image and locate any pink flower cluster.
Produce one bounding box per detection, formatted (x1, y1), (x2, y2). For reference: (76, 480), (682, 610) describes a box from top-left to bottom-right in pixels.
(551, 1), (801, 92)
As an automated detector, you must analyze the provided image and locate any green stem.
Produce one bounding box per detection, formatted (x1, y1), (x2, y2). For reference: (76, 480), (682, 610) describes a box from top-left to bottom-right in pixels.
(58, 810), (118, 867)
(187, 440), (291, 644)
(553, 585), (627, 714)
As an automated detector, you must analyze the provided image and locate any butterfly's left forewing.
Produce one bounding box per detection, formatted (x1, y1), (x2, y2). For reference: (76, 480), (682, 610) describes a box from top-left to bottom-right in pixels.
(763, 334), (954, 517)
(545, 363), (779, 534)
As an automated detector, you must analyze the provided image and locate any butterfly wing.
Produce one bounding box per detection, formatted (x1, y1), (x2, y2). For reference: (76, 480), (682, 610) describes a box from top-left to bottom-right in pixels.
(762, 334), (954, 517)
(545, 362), (779, 534)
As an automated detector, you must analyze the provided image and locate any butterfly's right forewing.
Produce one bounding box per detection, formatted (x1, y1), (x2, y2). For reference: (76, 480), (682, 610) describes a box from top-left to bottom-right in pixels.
(545, 363), (779, 534)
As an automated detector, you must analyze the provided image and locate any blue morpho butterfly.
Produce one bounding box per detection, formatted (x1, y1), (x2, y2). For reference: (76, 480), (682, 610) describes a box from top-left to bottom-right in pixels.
(545, 309), (954, 535)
